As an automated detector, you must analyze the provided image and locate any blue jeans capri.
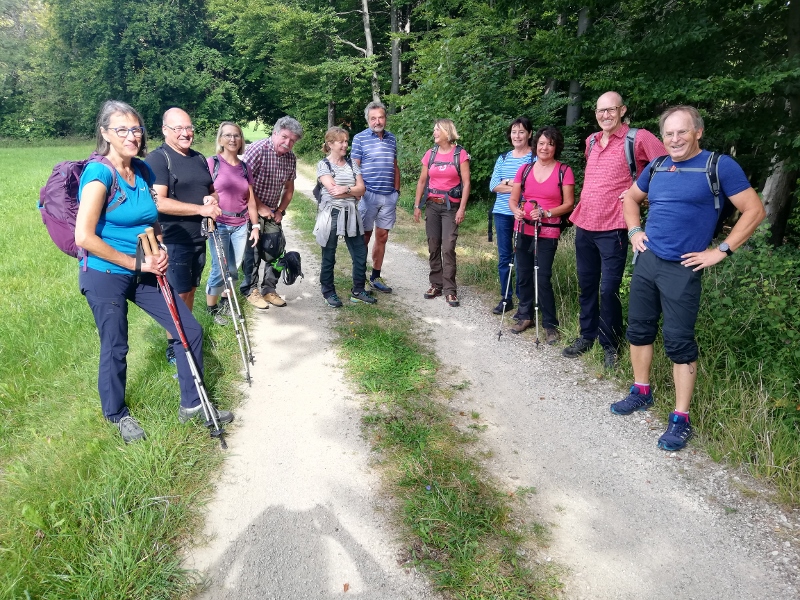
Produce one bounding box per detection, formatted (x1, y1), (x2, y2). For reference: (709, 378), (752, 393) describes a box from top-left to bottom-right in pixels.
(206, 222), (248, 296)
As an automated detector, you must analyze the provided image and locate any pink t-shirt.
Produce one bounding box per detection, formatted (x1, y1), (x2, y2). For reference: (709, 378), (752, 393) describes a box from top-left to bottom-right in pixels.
(513, 162), (575, 239)
(421, 146), (470, 202)
(207, 155), (253, 226)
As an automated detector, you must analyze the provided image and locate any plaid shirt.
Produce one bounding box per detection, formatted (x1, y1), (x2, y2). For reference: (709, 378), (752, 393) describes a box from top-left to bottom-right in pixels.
(570, 124), (665, 231)
(242, 137), (297, 209)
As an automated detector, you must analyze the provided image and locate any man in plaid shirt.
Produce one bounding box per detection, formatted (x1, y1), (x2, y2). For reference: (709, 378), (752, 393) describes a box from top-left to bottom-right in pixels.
(563, 91), (665, 367)
(239, 116), (304, 309)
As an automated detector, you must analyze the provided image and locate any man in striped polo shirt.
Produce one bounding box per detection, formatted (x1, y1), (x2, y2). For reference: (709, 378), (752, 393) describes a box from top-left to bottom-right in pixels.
(352, 101), (401, 293)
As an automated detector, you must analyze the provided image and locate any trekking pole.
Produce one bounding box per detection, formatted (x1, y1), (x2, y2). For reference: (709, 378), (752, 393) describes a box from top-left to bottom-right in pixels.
(139, 227), (228, 449)
(206, 219), (253, 385)
(497, 226), (519, 341)
(533, 206), (541, 349)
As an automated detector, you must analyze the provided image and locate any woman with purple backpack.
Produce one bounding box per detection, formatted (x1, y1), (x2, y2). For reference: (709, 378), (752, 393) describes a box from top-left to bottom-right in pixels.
(74, 100), (233, 444)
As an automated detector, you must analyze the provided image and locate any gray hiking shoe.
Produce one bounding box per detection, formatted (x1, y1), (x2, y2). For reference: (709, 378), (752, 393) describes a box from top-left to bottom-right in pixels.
(350, 290), (377, 304)
(179, 404), (235, 425)
(117, 415), (146, 443)
(207, 304), (229, 326)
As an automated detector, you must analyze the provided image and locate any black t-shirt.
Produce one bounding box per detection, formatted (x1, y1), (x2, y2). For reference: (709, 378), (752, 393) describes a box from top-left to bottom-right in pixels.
(146, 144), (213, 244)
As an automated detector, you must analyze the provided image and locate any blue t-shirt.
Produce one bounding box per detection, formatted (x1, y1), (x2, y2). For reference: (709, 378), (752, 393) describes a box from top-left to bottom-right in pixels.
(78, 160), (158, 275)
(489, 149), (534, 216)
(350, 129), (397, 195)
(636, 150), (751, 261)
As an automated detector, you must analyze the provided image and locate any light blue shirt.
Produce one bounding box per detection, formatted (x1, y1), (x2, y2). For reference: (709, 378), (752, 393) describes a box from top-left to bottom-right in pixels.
(489, 149), (533, 215)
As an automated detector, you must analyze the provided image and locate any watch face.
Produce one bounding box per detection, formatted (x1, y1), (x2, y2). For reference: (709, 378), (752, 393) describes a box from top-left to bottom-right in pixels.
(720, 243), (729, 251)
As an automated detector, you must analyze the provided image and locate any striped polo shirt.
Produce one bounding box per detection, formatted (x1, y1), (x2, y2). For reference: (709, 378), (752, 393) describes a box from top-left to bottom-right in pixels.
(351, 128), (397, 195)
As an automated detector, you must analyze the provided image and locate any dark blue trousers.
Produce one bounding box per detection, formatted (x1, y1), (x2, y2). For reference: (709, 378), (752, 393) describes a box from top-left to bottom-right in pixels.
(80, 268), (204, 422)
(574, 227), (628, 350)
(494, 213), (518, 301)
(515, 234), (559, 328)
(320, 208), (368, 298)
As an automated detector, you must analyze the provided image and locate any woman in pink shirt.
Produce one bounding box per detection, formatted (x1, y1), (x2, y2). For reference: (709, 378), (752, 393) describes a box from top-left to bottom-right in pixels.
(413, 119), (471, 307)
(508, 126), (575, 341)
(205, 122), (259, 324)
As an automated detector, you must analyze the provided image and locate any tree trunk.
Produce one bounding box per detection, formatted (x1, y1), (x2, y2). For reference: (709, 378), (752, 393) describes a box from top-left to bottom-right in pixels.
(361, 0), (380, 102)
(328, 100), (336, 129)
(565, 8), (589, 126)
(761, 159), (798, 245)
(390, 0), (400, 99)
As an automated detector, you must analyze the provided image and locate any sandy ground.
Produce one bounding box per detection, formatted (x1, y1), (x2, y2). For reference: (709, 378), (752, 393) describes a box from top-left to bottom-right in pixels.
(186, 172), (800, 599)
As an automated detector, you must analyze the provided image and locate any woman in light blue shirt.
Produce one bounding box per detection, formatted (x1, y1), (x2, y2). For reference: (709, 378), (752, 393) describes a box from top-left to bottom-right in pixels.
(488, 117), (533, 315)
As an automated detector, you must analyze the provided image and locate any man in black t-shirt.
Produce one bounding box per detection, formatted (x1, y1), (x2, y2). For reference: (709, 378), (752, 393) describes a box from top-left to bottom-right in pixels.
(146, 107), (221, 364)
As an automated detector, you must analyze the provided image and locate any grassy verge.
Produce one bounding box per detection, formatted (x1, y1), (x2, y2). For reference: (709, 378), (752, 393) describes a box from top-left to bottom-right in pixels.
(0, 145), (244, 597)
(290, 170), (562, 597)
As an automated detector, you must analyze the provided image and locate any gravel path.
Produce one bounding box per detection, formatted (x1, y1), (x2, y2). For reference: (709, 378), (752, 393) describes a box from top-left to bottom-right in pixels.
(187, 172), (800, 599)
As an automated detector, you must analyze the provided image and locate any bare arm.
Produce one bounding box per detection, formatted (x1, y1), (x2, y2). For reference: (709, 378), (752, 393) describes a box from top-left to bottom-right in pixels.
(680, 187), (766, 271)
(152, 184), (221, 219)
(454, 160), (470, 225)
(552, 184), (575, 218)
(413, 163), (429, 223)
(247, 186), (260, 247)
(273, 179), (294, 224)
(508, 183), (524, 220)
(394, 158), (401, 191)
(622, 182), (649, 253)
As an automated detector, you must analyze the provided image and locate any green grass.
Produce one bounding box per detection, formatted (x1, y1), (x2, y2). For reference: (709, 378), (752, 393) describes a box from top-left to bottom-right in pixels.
(290, 179), (562, 598)
(0, 145), (244, 598)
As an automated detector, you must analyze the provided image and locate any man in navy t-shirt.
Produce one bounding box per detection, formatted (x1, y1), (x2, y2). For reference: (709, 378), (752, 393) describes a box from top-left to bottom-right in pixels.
(612, 105), (765, 452)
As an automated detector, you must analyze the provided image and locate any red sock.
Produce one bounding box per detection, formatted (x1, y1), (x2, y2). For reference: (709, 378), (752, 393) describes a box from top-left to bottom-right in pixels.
(634, 382), (650, 395)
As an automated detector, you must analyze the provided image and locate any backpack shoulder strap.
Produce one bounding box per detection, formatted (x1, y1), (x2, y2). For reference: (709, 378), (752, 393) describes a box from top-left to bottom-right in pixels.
(453, 145), (462, 179)
(345, 156), (356, 179)
(90, 154), (125, 211)
(625, 128), (639, 180)
(648, 155), (670, 185)
(557, 163), (568, 195)
(241, 159), (249, 181)
(427, 146), (439, 170)
(520, 163), (534, 194)
(707, 152), (722, 210)
(499, 150), (511, 162)
(155, 146), (175, 199)
(322, 158), (334, 174)
(211, 155), (220, 182)
(588, 135), (597, 157)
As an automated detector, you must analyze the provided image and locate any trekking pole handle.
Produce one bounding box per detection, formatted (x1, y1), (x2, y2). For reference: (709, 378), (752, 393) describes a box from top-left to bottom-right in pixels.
(205, 217), (216, 233)
(143, 227), (159, 257)
(138, 231), (155, 257)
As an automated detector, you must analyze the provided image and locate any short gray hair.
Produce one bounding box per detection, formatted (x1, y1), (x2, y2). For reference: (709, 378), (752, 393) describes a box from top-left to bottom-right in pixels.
(273, 116), (304, 139)
(95, 100), (147, 157)
(364, 101), (387, 122)
(659, 105), (704, 136)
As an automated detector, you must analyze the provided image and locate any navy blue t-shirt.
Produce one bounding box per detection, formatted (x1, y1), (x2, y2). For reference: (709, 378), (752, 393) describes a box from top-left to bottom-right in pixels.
(636, 150), (751, 261)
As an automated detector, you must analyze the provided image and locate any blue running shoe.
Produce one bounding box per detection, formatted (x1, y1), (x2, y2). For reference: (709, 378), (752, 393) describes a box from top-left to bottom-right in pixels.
(369, 277), (392, 293)
(610, 386), (654, 415)
(325, 293), (343, 308)
(657, 413), (694, 451)
(350, 290), (377, 304)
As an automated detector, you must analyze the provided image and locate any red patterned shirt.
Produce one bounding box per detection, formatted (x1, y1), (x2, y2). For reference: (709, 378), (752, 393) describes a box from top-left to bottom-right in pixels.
(570, 124), (665, 231)
(242, 137), (297, 209)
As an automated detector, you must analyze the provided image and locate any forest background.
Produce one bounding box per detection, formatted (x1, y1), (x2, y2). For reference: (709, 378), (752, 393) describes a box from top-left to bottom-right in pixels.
(1, 0), (799, 492)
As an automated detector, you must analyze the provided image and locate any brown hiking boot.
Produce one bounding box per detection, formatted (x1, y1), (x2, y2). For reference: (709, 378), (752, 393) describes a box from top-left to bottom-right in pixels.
(511, 319), (532, 334)
(263, 292), (286, 307)
(247, 290), (269, 310)
(423, 286), (442, 299)
(546, 327), (560, 345)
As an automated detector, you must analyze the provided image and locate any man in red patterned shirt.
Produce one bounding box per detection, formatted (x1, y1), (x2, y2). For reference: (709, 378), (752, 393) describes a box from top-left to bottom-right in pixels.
(563, 91), (665, 367)
(239, 116), (303, 309)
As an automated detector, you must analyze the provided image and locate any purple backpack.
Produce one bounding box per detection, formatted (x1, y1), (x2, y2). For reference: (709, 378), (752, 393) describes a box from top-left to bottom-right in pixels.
(38, 152), (130, 258)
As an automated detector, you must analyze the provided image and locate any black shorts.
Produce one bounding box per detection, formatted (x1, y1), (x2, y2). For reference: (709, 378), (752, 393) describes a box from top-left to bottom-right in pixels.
(165, 242), (206, 294)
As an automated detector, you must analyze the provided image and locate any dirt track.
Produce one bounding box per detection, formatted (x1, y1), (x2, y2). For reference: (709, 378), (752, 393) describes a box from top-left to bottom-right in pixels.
(185, 173), (800, 599)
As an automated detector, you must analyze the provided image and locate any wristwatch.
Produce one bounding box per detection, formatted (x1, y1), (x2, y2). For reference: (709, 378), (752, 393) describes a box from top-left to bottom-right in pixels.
(346, 186), (351, 194)
(718, 242), (733, 256)
(545, 210), (552, 218)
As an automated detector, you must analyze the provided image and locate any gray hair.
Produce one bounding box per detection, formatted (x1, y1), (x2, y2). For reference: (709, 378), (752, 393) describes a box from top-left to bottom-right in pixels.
(659, 105), (704, 136)
(273, 116), (304, 139)
(364, 101), (387, 122)
(95, 100), (147, 157)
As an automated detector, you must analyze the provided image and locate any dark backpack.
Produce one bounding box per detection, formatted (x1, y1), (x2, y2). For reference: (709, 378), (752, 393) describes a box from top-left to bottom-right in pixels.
(648, 151), (732, 238)
(277, 250), (304, 285)
(588, 127), (639, 181)
(257, 218), (286, 264)
(518, 162), (572, 233)
(211, 155), (249, 183)
(422, 145), (463, 209)
(38, 153), (144, 258)
(312, 157), (356, 204)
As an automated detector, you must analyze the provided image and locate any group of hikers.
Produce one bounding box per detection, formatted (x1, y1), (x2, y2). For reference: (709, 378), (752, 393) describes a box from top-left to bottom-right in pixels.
(72, 91), (765, 453)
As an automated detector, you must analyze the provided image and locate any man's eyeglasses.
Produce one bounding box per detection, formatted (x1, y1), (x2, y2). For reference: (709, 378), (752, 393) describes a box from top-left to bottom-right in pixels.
(222, 134), (242, 140)
(663, 129), (693, 140)
(107, 126), (145, 138)
(595, 106), (621, 116)
(164, 125), (195, 134)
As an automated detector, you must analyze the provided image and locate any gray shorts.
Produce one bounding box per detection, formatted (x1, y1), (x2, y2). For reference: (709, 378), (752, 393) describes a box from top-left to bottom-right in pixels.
(359, 189), (399, 231)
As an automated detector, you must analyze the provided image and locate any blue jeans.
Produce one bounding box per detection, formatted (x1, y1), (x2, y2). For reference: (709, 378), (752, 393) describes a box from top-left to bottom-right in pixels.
(79, 268), (204, 422)
(320, 208), (368, 298)
(206, 222), (248, 296)
(575, 227), (628, 350)
(494, 213), (517, 301)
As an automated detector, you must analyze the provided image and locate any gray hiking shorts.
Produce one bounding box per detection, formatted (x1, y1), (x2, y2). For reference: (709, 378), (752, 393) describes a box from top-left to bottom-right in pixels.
(359, 189), (399, 231)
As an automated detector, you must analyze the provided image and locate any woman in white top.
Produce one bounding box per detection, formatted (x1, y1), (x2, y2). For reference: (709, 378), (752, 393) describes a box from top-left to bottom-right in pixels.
(312, 126), (373, 308)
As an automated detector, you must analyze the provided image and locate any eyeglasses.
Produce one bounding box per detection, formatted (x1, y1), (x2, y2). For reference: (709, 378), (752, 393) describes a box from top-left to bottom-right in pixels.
(662, 129), (693, 140)
(222, 134), (242, 140)
(107, 126), (145, 138)
(164, 125), (195, 134)
(595, 106), (621, 116)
